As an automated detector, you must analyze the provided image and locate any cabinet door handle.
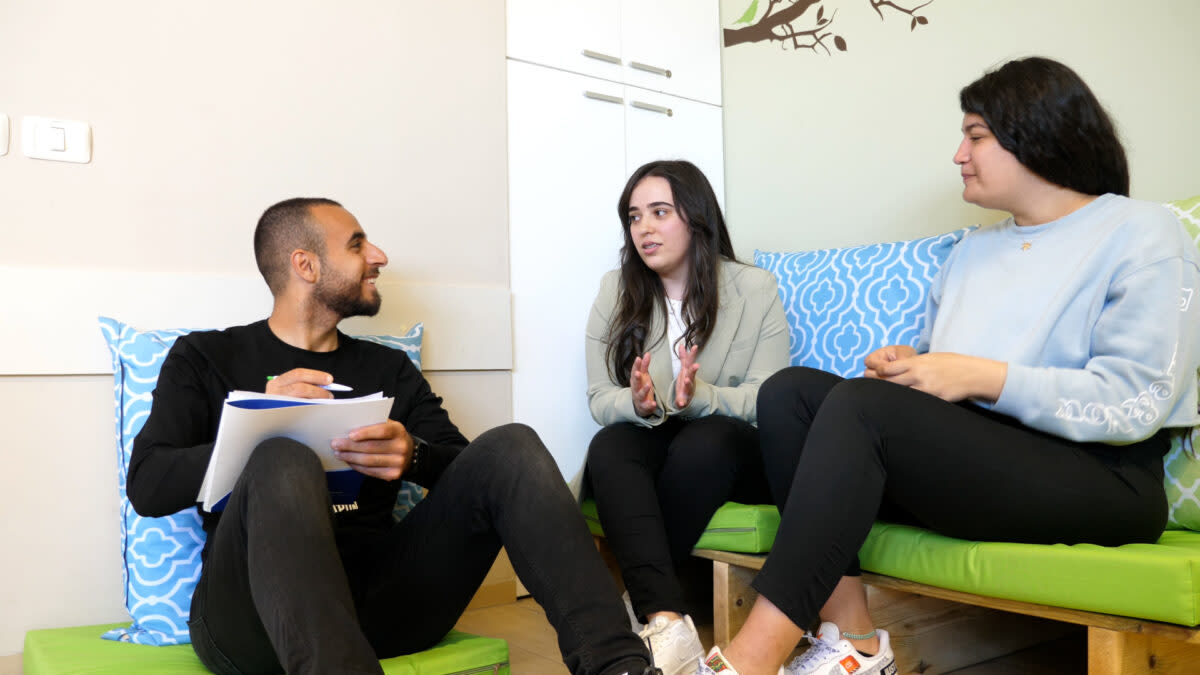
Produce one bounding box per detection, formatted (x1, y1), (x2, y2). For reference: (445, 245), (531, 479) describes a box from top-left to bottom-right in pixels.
(582, 49), (621, 65)
(585, 91), (625, 105)
(630, 100), (673, 117)
(629, 61), (672, 78)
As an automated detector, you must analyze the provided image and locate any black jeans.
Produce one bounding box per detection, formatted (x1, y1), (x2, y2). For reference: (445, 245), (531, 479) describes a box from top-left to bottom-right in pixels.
(189, 423), (649, 675)
(586, 416), (771, 621)
(751, 367), (1169, 628)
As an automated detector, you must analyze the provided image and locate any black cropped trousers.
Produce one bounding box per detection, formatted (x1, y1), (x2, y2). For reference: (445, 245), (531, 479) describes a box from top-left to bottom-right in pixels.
(189, 424), (649, 675)
(587, 415), (771, 621)
(752, 367), (1168, 628)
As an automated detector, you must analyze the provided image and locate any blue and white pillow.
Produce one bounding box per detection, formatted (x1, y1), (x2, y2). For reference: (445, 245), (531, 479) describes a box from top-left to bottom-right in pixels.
(358, 331), (428, 521)
(98, 317), (423, 645)
(754, 228), (972, 378)
(358, 329), (423, 371)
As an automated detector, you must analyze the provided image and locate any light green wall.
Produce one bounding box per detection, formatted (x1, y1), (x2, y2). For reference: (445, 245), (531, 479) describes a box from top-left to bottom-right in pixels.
(720, 0), (1200, 256)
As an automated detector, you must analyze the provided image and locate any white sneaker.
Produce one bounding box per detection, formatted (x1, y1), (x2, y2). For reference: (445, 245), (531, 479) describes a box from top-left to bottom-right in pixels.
(639, 614), (706, 675)
(783, 622), (896, 675)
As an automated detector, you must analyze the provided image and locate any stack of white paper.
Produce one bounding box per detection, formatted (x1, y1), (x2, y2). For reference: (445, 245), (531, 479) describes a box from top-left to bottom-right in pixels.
(197, 391), (394, 511)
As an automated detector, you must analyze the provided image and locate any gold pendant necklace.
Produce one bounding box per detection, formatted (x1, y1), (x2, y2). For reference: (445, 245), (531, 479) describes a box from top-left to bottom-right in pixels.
(1021, 241), (1032, 251)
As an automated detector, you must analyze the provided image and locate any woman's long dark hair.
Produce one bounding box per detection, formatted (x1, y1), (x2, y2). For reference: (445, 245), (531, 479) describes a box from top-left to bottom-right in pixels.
(959, 56), (1129, 197)
(605, 160), (736, 386)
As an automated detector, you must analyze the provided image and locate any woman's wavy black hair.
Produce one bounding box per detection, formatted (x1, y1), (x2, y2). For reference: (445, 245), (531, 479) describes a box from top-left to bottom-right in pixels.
(960, 56), (1129, 197)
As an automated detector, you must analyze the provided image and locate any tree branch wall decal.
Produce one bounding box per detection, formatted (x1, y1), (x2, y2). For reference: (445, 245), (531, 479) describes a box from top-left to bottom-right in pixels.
(725, 0), (934, 54)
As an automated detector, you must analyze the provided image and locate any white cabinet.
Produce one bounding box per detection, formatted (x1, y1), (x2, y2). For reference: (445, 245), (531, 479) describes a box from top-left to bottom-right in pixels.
(620, 0), (722, 105)
(506, 2), (724, 493)
(507, 62), (627, 494)
(506, 0), (722, 105)
(622, 84), (725, 206)
(506, 0), (622, 82)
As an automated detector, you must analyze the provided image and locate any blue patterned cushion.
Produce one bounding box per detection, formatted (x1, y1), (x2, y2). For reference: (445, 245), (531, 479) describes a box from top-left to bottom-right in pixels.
(357, 330), (423, 371)
(98, 317), (423, 645)
(1162, 196), (1200, 531)
(754, 228), (972, 378)
(356, 332), (428, 522)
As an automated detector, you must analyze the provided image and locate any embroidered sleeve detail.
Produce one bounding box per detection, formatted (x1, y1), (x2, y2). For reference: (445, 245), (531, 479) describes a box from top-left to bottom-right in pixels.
(1054, 347), (1178, 433)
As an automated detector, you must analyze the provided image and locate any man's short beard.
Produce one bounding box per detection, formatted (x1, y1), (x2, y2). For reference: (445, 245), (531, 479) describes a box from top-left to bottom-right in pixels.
(320, 290), (382, 318)
(313, 269), (381, 319)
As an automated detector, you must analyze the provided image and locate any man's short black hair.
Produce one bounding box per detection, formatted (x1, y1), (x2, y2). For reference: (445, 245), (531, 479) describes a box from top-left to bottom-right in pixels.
(253, 197), (342, 295)
(960, 56), (1129, 197)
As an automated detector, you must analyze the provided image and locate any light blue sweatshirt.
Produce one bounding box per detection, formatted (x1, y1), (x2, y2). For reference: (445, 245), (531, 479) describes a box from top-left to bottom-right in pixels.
(918, 194), (1200, 443)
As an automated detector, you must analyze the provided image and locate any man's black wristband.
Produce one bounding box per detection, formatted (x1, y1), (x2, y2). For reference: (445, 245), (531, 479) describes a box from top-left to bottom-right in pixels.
(408, 435), (429, 475)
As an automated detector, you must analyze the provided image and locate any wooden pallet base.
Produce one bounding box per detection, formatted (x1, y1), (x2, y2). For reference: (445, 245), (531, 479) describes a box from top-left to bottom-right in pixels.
(694, 549), (1200, 675)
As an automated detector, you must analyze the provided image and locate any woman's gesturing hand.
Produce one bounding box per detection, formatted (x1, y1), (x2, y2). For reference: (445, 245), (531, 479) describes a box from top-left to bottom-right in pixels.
(631, 352), (658, 417)
(675, 343), (700, 408)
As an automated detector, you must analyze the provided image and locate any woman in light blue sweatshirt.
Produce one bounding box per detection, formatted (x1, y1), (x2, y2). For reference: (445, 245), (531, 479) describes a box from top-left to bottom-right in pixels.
(698, 57), (1200, 675)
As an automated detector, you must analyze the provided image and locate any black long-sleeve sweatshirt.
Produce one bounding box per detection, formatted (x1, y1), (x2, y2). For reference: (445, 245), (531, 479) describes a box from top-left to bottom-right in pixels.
(128, 320), (469, 562)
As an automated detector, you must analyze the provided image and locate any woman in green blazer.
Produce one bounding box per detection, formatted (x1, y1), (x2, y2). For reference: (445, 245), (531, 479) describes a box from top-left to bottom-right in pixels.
(585, 160), (790, 675)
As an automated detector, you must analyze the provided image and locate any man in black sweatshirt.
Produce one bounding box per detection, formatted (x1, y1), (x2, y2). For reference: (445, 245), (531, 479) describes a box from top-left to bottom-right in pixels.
(128, 197), (658, 675)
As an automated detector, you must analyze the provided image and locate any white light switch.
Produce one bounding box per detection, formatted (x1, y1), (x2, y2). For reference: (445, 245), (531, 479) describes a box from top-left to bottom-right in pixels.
(22, 116), (91, 163)
(45, 126), (67, 152)
(0, 114), (9, 156)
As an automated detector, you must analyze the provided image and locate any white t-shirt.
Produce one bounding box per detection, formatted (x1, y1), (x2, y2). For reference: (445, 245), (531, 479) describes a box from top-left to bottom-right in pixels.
(666, 297), (686, 378)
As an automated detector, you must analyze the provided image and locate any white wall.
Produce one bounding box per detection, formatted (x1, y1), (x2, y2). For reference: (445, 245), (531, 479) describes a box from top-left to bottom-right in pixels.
(0, 1), (509, 656)
(719, 0), (1200, 257)
(0, 1), (509, 283)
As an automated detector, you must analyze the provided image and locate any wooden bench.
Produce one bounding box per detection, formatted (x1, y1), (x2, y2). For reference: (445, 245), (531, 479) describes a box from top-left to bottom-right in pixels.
(694, 549), (1200, 675)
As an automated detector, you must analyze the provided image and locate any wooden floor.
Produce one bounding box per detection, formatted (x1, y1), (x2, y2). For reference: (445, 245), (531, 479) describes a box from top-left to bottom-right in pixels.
(455, 597), (1087, 674)
(455, 598), (569, 674)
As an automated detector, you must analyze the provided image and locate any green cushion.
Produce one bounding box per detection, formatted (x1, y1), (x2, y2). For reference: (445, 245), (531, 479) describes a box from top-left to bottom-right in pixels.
(671, 501), (1200, 626)
(583, 499), (780, 553)
(859, 522), (1200, 627)
(24, 624), (509, 675)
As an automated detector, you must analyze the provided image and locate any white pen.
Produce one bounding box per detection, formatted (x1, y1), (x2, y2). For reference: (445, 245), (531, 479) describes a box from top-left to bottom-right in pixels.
(266, 376), (352, 392)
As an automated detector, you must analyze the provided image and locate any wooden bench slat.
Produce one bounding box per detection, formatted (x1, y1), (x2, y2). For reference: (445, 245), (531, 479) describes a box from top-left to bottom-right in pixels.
(860, 573), (1200, 644)
(692, 548), (1200, 645)
(693, 548), (766, 569)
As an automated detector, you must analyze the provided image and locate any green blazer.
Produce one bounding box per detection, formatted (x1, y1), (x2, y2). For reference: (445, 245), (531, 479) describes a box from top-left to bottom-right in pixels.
(585, 259), (790, 427)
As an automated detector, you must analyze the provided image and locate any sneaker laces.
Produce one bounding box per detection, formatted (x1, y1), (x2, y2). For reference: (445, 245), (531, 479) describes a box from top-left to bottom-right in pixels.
(639, 615), (704, 671)
(638, 615), (667, 641)
(786, 632), (840, 672)
(638, 616), (669, 665)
